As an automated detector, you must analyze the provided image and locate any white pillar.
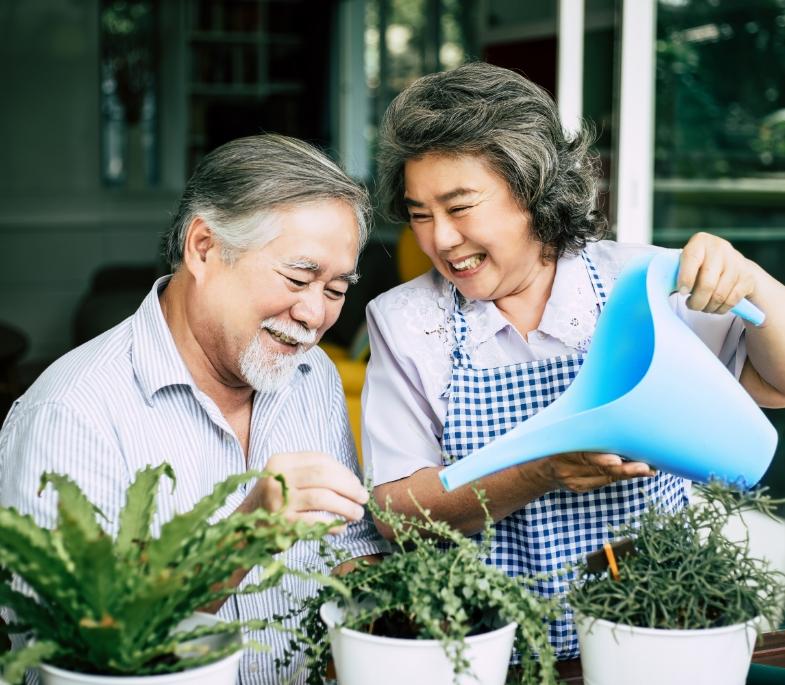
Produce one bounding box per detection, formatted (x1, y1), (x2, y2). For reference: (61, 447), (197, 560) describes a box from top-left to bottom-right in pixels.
(336, 0), (370, 180)
(557, 0), (585, 135)
(615, 0), (657, 244)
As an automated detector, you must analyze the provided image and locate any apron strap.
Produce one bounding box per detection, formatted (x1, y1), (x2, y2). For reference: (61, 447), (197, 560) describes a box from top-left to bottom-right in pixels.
(580, 250), (608, 311)
(448, 284), (473, 368)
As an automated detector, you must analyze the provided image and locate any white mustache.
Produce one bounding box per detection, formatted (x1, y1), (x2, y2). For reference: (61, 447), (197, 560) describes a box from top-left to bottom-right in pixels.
(261, 317), (317, 346)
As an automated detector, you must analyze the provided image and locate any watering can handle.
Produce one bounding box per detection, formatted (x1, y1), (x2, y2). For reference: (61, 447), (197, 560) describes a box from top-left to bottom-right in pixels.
(666, 251), (766, 327)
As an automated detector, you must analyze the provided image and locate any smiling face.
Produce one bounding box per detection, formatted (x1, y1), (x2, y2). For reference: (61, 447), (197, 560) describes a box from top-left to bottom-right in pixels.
(187, 199), (359, 392)
(404, 153), (546, 302)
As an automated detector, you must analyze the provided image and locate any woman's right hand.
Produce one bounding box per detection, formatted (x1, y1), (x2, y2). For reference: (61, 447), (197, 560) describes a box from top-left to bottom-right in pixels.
(527, 452), (657, 494)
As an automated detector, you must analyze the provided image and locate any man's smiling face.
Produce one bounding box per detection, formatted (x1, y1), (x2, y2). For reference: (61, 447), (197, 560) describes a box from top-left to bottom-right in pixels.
(194, 198), (360, 393)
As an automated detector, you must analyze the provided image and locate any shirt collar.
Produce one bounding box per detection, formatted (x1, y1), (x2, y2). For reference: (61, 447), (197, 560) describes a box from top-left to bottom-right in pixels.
(131, 276), (196, 404)
(455, 250), (600, 351)
(538, 250), (600, 350)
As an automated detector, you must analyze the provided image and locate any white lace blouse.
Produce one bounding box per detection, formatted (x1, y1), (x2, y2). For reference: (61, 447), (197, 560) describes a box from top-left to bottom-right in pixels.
(361, 240), (747, 486)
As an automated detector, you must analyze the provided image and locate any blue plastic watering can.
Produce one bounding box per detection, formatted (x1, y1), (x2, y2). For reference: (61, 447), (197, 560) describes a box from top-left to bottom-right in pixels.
(439, 251), (777, 491)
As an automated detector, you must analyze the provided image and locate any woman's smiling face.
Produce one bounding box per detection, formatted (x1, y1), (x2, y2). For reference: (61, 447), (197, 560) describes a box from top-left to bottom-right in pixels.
(403, 152), (544, 302)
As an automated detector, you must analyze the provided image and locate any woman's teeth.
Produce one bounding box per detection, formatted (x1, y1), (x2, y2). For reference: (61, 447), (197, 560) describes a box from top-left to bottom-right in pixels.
(452, 254), (485, 271)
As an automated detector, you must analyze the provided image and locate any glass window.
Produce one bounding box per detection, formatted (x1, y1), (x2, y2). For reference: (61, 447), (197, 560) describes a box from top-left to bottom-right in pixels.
(365, 0), (476, 181)
(654, 0), (785, 499)
(654, 0), (785, 250)
(99, 0), (159, 188)
(584, 0), (619, 223)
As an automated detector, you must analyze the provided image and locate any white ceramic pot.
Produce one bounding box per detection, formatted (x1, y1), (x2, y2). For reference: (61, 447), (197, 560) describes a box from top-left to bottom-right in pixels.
(38, 613), (243, 685)
(576, 612), (759, 685)
(320, 601), (516, 685)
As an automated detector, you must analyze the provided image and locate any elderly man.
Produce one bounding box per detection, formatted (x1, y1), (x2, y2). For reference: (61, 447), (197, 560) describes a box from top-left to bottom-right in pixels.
(0, 134), (386, 682)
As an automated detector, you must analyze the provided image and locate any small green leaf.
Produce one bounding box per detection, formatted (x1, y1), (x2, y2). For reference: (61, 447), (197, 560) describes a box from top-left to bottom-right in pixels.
(0, 640), (59, 685)
(39, 473), (106, 538)
(40, 473), (119, 617)
(116, 463), (176, 560)
(146, 471), (263, 570)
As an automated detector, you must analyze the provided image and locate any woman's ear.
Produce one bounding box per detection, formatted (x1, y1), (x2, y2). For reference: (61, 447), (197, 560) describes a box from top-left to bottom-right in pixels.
(182, 217), (218, 279)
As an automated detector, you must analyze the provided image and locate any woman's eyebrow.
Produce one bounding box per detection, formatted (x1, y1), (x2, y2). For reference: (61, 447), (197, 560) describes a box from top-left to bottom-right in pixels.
(404, 187), (479, 207)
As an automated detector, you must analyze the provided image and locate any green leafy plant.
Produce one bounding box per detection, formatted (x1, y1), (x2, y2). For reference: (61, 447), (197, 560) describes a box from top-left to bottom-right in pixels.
(0, 464), (338, 684)
(283, 489), (559, 685)
(569, 481), (785, 630)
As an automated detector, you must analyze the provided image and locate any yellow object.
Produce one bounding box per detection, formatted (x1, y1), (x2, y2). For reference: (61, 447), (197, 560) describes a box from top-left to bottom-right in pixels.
(334, 358), (367, 466)
(396, 227), (433, 283)
(319, 341), (349, 362)
(324, 227), (434, 465)
(603, 541), (620, 581)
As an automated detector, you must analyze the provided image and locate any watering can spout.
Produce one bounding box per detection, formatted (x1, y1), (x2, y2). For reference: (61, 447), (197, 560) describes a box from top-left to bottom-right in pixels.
(439, 251), (776, 492)
(438, 411), (613, 491)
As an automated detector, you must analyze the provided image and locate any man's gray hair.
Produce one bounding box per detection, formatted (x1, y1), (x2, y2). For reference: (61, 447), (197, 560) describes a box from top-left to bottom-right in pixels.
(377, 62), (606, 259)
(165, 134), (371, 269)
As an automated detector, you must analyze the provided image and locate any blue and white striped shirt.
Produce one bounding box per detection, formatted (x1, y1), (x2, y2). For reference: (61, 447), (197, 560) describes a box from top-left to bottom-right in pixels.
(0, 277), (387, 684)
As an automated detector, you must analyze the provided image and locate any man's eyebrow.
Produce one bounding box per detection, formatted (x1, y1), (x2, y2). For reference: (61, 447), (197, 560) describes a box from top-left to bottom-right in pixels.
(403, 187), (479, 207)
(283, 257), (320, 272)
(282, 258), (359, 285)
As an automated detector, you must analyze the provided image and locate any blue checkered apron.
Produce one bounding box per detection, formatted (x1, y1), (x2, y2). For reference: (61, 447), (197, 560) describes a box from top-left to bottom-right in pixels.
(440, 251), (688, 659)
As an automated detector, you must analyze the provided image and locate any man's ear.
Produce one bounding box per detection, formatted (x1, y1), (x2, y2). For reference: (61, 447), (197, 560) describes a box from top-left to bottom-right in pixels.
(182, 217), (218, 279)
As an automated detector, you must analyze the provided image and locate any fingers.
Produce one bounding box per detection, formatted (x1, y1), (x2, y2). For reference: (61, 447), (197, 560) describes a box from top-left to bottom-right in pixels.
(560, 452), (623, 469)
(266, 451), (369, 504)
(687, 256), (725, 312)
(287, 487), (366, 523)
(677, 237), (707, 296)
(254, 452), (369, 525)
(701, 268), (737, 314)
(545, 452), (656, 494)
(677, 233), (755, 314)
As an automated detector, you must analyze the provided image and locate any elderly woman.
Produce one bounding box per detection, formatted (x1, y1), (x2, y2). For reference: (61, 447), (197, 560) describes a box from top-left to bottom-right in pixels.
(362, 62), (785, 658)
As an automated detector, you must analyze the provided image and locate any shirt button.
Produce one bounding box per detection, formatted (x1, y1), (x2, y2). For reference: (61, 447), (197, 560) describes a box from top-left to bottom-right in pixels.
(248, 662), (259, 673)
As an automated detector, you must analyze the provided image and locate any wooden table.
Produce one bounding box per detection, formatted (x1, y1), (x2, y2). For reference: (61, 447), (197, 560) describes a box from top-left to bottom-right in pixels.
(554, 631), (785, 683)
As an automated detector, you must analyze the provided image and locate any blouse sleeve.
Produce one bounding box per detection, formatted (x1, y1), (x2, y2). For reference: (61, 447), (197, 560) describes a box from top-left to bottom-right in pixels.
(672, 295), (747, 379)
(361, 298), (445, 486)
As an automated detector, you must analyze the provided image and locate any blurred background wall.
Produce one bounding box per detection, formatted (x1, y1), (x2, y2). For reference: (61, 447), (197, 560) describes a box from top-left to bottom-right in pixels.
(1, 0), (784, 493)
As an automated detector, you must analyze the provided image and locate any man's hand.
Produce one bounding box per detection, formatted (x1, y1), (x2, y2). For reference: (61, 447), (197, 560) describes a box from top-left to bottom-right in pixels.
(528, 451), (656, 494)
(245, 451), (369, 533)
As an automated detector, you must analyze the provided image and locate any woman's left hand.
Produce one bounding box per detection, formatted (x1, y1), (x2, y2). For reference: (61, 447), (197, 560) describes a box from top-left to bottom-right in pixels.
(677, 232), (760, 315)
(679, 231), (785, 407)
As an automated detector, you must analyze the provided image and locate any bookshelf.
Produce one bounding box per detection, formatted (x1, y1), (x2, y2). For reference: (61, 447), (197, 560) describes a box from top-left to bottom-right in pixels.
(183, 0), (328, 173)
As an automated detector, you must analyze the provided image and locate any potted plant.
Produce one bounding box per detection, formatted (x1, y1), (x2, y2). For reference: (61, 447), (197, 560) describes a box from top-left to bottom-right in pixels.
(285, 490), (559, 685)
(569, 482), (785, 685)
(0, 463), (337, 684)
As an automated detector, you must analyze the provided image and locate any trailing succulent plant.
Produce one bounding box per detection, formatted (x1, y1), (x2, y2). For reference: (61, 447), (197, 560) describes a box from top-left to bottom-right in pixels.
(282, 489), (559, 685)
(0, 463), (338, 684)
(569, 481), (785, 631)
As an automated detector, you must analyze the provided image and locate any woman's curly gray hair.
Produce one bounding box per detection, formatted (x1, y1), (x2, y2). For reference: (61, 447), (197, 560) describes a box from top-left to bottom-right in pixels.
(377, 62), (607, 259)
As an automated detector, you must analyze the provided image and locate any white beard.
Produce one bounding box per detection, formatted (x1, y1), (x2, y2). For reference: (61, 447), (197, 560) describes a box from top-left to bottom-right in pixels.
(238, 317), (316, 394)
